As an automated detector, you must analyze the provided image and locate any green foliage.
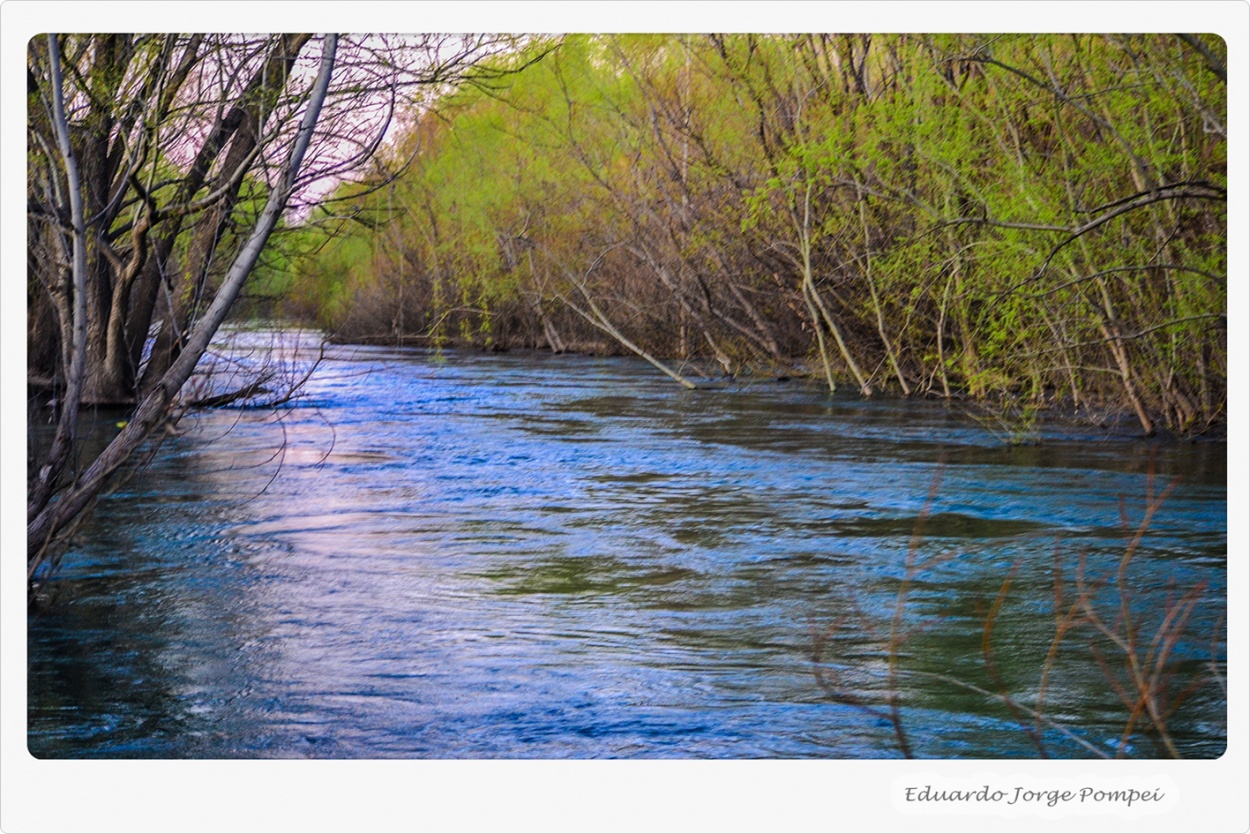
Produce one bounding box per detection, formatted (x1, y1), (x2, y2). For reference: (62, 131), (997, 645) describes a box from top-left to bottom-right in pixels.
(290, 33), (1225, 434)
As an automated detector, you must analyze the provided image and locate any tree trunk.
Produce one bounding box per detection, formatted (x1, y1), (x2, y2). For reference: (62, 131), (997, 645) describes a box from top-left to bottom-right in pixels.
(136, 34), (314, 396)
(28, 34), (90, 522)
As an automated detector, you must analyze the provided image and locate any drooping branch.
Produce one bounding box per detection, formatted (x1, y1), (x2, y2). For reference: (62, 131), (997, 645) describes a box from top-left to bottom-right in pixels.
(1176, 34), (1226, 83)
(552, 246), (699, 390)
(1033, 181), (1226, 280)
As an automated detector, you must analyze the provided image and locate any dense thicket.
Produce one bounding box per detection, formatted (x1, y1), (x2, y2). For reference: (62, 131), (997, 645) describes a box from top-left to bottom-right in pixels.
(288, 34), (1225, 436)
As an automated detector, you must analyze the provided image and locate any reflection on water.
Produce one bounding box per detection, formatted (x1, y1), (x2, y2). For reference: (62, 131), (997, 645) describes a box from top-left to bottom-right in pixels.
(29, 332), (1227, 758)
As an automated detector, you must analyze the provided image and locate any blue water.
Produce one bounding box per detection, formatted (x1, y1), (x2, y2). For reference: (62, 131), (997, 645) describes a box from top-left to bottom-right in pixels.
(28, 330), (1227, 758)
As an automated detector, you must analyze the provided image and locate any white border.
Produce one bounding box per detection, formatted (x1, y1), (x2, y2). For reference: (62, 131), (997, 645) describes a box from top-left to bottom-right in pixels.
(3, 3), (1246, 833)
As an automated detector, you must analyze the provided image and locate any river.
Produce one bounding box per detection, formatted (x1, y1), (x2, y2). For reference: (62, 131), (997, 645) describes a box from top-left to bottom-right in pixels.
(28, 328), (1227, 758)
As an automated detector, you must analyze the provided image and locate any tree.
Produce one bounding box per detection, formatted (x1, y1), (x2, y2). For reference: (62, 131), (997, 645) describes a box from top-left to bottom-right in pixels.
(27, 33), (525, 592)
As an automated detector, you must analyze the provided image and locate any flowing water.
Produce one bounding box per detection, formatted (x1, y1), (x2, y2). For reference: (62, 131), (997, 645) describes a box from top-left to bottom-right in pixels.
(28, 329), (1227, 759)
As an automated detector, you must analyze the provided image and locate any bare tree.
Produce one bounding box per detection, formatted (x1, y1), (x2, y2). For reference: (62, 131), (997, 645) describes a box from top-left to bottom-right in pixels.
(26, 33), (525, 592)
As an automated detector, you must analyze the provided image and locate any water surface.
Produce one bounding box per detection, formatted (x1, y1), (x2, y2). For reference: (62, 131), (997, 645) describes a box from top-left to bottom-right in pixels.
(28, 331), (1227, 758)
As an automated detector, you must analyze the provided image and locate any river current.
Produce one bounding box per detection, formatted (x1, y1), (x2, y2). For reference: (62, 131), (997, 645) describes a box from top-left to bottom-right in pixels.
(28, 329), (1227, 758)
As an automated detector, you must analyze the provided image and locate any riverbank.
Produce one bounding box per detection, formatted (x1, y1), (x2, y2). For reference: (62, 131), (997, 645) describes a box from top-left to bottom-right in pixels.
(297, 324), (1226, 442)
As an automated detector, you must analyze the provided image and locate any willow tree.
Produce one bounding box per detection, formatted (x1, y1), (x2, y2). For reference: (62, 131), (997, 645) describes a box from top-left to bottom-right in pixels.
(27, 33), (525, 592)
